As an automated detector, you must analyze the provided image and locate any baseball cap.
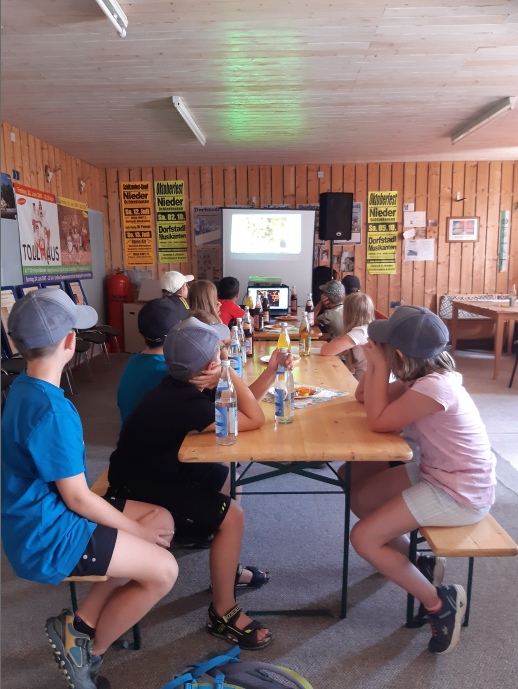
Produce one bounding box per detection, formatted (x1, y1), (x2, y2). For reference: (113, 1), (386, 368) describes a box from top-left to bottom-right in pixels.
(368, 305), (450, 359)
(138, 298), (188, 343)
(342, 275), (361, 294)
(159, 271), (194, 294)
(319, 280), (345, 303)
(8, 289), (98, 351)
(163, 316), (230, 380)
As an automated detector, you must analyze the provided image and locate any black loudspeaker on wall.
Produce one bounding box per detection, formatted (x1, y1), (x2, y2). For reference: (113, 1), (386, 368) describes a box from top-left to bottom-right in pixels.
(318, 192), (353, 241)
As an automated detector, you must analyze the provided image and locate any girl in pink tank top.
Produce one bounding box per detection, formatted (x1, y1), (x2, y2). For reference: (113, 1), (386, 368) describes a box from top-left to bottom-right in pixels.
(344, 306), (495, 657)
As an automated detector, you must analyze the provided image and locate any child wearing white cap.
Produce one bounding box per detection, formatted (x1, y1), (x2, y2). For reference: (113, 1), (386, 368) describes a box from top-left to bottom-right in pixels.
(159, 270), (194, 298)
(1, 289), (178, 689)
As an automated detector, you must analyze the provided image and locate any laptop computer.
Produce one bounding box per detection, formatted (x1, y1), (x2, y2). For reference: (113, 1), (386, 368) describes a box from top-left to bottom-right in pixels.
(246, 284), (290, 317)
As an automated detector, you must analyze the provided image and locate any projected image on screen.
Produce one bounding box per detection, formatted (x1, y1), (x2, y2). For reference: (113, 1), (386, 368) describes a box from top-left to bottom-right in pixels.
(231, 214), (302, 255)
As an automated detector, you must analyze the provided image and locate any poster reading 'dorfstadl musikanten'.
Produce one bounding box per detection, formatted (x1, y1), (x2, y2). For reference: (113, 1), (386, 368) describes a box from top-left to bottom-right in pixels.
(367, 191), (398, 275)
(154, 180), (188, 263)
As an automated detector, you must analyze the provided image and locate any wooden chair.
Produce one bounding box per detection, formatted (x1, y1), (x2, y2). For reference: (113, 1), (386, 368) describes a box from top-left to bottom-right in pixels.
(406, 514), (517, 628)
(64, 470), (142, 650)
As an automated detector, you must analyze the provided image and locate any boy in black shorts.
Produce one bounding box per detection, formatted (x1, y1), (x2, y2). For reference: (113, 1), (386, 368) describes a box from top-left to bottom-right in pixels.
(1, 290), (177, 689)
(107, 316), (273, 650)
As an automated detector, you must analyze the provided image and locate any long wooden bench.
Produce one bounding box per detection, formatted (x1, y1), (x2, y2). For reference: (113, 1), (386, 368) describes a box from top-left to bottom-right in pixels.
(406, 514), (518, 628)
(65, 469), (142, 650)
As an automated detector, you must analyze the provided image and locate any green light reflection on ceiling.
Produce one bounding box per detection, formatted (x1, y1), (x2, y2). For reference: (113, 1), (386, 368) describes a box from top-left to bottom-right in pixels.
(221, 32), (304, 142)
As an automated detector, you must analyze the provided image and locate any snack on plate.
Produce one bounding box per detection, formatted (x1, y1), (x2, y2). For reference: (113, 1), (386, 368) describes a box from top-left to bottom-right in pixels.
(294, 384), (319, 397)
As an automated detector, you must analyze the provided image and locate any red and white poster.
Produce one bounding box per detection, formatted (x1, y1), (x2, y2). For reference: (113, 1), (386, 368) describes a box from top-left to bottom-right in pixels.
(14, 184), (92, 283)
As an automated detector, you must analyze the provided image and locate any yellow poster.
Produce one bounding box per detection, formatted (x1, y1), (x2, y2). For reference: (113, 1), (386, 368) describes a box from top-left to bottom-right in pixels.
(155, 180), (188, 263)
(367, 191), (398, 275)
(120, 181), (155, 267)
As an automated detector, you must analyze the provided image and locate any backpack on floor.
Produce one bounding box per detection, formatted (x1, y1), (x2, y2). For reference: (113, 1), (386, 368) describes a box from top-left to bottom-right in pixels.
(161, 645), (313, 689)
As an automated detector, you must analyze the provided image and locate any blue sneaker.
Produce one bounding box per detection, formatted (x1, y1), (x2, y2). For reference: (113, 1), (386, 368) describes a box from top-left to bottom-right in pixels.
(417, 554), (445, 587)
(45, 610), (96, 689)
(427, 584), (467, 654)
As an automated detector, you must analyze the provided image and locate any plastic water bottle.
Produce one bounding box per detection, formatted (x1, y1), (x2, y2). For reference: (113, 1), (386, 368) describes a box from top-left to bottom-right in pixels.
(215, 360), (238, 445)
(274, 348), (294, 424)
(236, 317), (247, 368)
(228, 326), (243, 377)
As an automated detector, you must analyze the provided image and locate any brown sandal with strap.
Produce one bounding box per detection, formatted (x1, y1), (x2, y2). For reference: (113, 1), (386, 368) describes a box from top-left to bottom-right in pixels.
(206, 603), (273, 650)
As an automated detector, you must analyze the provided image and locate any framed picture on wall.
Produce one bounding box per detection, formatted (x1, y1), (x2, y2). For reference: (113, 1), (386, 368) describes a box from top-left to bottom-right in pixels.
(446, 217), (479, 242)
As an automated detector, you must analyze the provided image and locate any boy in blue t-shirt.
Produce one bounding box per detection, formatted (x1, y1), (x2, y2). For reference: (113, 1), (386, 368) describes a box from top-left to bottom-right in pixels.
(117, 297), (188, 423)
(1, 290), (177, 689)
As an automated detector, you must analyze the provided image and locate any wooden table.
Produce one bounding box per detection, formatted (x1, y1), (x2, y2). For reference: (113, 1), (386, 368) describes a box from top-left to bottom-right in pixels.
(252, 321), (323, 341)
(179, 342), (412, 618)
(450, 299), (518, 380)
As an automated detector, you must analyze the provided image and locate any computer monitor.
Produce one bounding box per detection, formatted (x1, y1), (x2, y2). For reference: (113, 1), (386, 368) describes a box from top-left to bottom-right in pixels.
(246, 285), (290, 317)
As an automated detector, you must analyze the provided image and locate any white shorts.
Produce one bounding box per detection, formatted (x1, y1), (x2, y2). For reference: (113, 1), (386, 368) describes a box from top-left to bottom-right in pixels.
(402, 462), (491, 527)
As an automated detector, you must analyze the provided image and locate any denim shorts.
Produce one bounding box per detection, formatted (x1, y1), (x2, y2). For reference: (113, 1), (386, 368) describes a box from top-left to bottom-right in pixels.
(402, 462), (490, 527)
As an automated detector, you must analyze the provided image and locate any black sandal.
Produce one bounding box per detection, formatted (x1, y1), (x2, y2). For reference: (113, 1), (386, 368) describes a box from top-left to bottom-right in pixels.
(207, 603), (273, 650)
(235, 564), (270, 590)
(209, 564), (271, 593)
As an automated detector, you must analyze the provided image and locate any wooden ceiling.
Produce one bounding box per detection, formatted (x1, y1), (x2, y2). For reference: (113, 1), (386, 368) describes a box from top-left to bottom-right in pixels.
(1, 0), (517, 167)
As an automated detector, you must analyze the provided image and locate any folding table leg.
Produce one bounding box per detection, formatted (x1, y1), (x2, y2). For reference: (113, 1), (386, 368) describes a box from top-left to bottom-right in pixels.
(340, 462), (351, 619)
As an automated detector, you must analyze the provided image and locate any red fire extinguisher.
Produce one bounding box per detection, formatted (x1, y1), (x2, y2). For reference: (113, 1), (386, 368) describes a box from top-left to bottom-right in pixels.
(107, 270), (131, 352)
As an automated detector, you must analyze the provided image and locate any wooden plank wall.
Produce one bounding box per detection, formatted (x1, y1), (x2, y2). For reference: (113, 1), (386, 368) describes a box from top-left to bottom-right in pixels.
(2, 120), (516, 312)
(103, 162), (518, 312)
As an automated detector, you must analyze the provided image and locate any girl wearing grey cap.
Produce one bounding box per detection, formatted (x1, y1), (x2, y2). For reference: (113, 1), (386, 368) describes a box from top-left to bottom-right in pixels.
(345, 306), (496, 656)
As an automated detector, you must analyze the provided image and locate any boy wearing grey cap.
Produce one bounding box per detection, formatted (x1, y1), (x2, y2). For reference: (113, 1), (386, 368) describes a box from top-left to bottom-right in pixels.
(107, 316), (273, 650)
(1, 289), (177, 689)
(314, 279), (346, 339)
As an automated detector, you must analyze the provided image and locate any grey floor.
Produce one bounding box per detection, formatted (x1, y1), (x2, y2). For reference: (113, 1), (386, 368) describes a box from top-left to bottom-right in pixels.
(1, 346), (517, 689)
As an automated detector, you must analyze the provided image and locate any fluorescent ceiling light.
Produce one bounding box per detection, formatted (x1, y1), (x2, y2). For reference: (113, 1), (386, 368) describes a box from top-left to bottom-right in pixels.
(451, 96), (516, 145)
(94, 0), (128, 38)
(172, 96), (206, 146)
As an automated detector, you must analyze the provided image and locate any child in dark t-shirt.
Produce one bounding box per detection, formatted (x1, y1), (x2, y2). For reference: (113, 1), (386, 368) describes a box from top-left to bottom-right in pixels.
(108, 316), (273, 650)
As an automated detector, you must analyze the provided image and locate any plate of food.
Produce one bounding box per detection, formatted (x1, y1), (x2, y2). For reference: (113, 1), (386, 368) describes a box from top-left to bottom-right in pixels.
(276, 315), (298, 321)
(260, 354), (300, 365)
(264, 323), (299, 332)
(268, 384), (322, 398)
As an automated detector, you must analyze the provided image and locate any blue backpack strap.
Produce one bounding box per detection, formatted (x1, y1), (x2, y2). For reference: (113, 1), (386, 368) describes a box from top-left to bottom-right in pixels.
(160, 671), (196, 689)
(190, 646), (241, 679)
